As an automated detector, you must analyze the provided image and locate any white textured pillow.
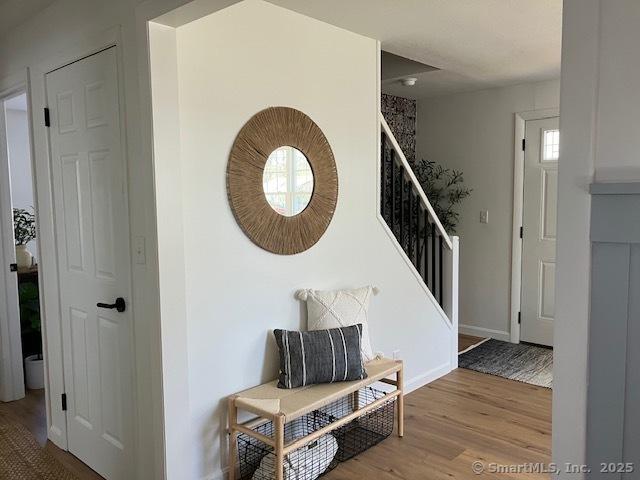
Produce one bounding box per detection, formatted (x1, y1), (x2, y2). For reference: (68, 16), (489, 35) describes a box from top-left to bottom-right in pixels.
(299, 286), (375, 362)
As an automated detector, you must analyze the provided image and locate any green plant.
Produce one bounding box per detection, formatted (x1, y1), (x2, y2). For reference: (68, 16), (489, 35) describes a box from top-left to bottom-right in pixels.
(413, 159), (472, 234)
(19, 282), (42, 358)
(19, 283), (40, 333)
(13, 207), (36, 246)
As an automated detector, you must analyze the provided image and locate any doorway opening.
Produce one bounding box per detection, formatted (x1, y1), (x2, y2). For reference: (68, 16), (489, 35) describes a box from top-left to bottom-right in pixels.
(1, 47), (136, 480)
(452, 111), (559, 389)
(0, 91), (41, 405)
(456, 111), (559, 389)
(519, 116), (559, 347)
(510, 111), (560, 348)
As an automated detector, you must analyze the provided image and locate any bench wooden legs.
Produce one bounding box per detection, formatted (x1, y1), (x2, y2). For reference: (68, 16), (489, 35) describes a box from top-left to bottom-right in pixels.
(228, 400), (285, 480)
(228, 396), (238, 480)
(351, 389), (360, 412)
(397, 367), (404, 437)
(274, 413), (285, 480)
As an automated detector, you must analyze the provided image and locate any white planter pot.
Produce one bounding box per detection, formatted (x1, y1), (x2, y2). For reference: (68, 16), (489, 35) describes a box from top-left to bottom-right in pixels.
(24, 354), (44, 390)
(15, 244), (33, 268)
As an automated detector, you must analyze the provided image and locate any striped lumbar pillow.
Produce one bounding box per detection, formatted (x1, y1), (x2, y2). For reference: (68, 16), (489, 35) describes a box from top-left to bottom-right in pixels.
(273, 325), (367, 389)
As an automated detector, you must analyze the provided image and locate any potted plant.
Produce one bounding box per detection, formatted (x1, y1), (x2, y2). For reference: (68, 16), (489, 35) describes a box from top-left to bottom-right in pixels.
(413, 159), (472, 234)
(19, 282), (44, 389)
(13, 207), (36, 268)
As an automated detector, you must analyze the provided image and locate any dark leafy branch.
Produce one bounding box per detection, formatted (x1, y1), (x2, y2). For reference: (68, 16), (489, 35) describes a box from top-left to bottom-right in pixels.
(412, 159), (472, 234)
(13, 207), (36, 246)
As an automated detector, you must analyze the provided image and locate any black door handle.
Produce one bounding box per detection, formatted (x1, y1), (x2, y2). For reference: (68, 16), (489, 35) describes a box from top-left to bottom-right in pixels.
(97, 297), (126, 313)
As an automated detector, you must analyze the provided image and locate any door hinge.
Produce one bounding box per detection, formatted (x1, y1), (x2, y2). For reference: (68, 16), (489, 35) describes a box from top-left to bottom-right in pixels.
(9, 263), (17, 272)
(520, 226), (523, 238)
(61, 393), (67, 411)
(44, 108), (50, 127)
(522, 138), (526, 151)
(518, 312), (521, 324)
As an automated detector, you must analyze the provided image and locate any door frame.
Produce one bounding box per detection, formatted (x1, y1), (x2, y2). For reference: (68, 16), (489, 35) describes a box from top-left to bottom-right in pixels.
(510, 108), (559, 343)
(0, 78), (31, 402)
(28, 26), (133, 455)
(45, 44), (136, 478)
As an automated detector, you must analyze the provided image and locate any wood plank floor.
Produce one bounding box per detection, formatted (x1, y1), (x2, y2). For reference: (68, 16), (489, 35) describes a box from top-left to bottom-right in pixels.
(458, 334), (487, 352)
(1, 344), (550, 480)
(325, 369), (551, 479)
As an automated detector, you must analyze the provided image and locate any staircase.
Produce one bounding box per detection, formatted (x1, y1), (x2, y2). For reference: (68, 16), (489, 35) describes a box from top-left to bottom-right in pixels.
(379, 113), (459, 337)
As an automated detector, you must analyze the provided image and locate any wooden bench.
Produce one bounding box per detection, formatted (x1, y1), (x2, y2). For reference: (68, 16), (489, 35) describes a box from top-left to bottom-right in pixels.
(228, 357), (404, 480)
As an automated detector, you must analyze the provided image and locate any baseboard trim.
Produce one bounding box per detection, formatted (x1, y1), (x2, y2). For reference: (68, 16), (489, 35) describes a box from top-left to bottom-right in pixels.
(405, 362), (452, 394)
(459, 324), (510, 342)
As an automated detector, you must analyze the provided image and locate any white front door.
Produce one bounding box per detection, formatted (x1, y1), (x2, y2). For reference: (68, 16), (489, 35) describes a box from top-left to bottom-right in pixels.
(520, 117), (559, 346)
(46, 47), (134, 479)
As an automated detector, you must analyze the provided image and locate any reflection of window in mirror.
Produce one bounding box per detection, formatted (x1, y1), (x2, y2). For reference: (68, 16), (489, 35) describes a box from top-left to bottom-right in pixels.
(263, 146), (314, 216)
(542, 129), (560, 161)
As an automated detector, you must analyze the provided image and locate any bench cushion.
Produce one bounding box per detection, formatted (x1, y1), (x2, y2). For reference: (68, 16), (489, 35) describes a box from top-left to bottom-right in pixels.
(234, 357), (401, 422)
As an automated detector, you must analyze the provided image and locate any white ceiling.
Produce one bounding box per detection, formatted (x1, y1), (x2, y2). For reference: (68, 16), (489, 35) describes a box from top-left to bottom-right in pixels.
(0, 0), (562, 99)
(0, 0), (56, 34)
(268, 0), (562, 99)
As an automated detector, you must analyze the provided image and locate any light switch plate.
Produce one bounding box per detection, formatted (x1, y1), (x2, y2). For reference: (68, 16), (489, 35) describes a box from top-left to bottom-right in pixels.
(480, 210), (489, 224)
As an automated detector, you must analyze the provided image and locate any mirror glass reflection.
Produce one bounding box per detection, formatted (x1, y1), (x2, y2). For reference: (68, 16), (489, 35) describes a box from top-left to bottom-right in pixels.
(263, 146), (314, 216)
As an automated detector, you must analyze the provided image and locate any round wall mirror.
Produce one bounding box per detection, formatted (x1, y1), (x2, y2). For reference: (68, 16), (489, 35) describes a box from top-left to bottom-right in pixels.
(263, 146), (314, 217)
(227, 107), (338, 255)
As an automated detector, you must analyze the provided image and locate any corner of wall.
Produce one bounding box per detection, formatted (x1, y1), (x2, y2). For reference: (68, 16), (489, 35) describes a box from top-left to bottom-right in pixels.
(148, 21), (191, 480)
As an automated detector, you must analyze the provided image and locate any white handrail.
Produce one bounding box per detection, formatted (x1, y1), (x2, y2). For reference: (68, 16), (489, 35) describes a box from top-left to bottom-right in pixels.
(379, 112), (452, 250)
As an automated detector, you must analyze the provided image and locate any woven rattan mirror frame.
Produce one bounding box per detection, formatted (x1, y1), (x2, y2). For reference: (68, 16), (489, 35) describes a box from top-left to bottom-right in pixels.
(227, 107), (338, 255)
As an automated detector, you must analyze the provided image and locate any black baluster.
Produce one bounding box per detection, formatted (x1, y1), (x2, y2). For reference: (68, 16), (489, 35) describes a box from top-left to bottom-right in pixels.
(417, 205), (423, 277)
(390, 149), (396, 236)
(423, 209), (429, 286)
(415, 195), (420, 267)
(431, 222), (436, 294)
(439, 234), (444, 306)
(408, 186), (413, 257)
(381, 133), (386, 219)
(400, 172), (405, 244)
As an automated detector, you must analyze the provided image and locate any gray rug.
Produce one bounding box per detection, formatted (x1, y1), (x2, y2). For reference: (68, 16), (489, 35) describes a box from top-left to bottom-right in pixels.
(458, 339), (553, 388)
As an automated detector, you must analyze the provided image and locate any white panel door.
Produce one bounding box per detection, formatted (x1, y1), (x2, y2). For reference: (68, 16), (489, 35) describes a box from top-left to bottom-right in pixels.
(46, 47), (134, 479)
(521, 117), (559, 346)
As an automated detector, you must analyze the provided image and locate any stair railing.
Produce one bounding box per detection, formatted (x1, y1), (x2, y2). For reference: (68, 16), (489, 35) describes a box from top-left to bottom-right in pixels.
(379, 113), (459, 337)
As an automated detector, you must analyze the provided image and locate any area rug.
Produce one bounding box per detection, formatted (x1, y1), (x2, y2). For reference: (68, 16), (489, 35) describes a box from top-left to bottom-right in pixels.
(458, 339), (553, 388)
(0, 413), (77, 479)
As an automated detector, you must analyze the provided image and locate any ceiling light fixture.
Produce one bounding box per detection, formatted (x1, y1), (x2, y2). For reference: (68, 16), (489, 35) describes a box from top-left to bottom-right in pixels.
(401, 77), (417, 87)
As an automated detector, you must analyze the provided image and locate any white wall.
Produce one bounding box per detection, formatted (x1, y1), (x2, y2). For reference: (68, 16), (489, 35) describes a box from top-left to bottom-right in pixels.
(148, 22), (190, 480)
(5, 105), (38, 262)
(552, 1), (597, 474)
(593, 0), (640, 183)
(554, 0), (640, 476)
(148, 1), (454, 478)
(417, 80), (560, 340)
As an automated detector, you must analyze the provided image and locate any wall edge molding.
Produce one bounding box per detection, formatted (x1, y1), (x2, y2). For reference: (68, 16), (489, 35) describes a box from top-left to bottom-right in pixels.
(459, 324), (510, 342)
(590, 182), (640, 195)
